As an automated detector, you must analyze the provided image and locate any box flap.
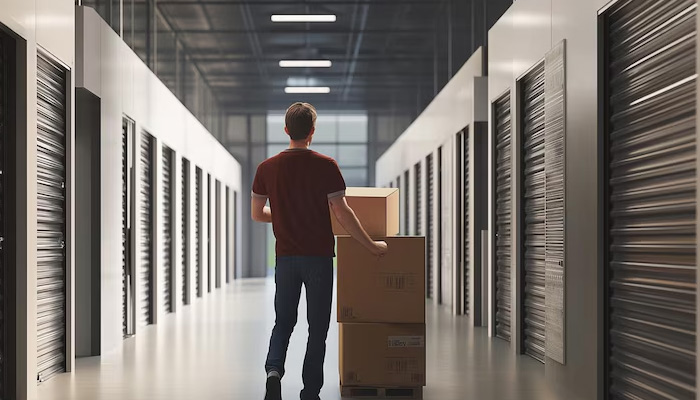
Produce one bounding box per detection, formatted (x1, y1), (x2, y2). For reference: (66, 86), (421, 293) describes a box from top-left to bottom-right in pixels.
(345, 187), (398, 198)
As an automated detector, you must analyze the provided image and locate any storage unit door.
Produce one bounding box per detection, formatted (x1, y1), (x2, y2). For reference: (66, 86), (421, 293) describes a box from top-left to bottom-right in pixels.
(121, 121), (129, 336)
(415, 163), (422, 235)
(139, 133), (153, 326)
(404, 170), (410, 235)
(195, 169), (201, 297)
(36, 52), (67, 382)
(162, 147), (173, 313)
(426, 154), (434, 299)
(521, 62), (546, 363)
(0, 36), (6, 394)
(463, 131), (470, 315)
(207, 175), (211, 293)
(215, 181), (221, 289)
(494, 93), (512, 342)
(182, 159), (189, 304)
(605, 1), (697, 397)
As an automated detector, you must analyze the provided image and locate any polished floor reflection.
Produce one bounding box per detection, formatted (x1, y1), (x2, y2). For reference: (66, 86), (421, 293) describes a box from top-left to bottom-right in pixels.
(38, 278), (554, 400)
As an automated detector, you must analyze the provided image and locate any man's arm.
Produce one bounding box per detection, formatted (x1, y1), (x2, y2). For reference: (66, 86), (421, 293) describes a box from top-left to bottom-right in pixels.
(251, 196), (272, 223)
(329, 195), (387, 257)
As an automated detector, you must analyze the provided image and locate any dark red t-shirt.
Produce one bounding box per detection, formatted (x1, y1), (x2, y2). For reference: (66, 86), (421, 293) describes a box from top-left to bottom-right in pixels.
(252, 149), (346, 257)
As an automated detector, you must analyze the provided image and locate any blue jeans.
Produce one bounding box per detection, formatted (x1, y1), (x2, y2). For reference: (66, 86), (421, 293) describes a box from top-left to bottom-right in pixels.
(266, 256), (334, 400)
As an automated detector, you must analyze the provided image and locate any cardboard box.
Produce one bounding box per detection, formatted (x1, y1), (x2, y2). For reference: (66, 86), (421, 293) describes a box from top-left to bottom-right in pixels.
(337, 236), (425, 324)
(331, 187), (400, 237)
(339, 323), (426, 387)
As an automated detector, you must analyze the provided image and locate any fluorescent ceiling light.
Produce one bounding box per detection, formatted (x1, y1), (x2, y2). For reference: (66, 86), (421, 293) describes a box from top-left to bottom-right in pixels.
(279, 60), (332, 68)
(271, 14), (337, 23)
(285, 87), (331, 94)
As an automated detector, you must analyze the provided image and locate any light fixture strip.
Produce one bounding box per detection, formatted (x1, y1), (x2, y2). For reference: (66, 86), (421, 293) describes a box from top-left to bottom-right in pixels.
(279, 60), (332, 68)
(271, 14), (337, 23)
(284, 87), (331, 94)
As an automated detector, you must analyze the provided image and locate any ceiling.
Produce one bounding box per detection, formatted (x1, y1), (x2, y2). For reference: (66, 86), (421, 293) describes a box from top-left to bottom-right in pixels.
(154, 0), (485, 115)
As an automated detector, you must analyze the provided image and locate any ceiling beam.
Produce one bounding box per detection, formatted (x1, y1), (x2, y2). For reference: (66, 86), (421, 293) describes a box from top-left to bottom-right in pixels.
(341, 3), (369, 101)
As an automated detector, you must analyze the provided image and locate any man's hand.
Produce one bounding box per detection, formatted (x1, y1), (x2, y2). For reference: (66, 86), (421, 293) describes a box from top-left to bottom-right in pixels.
(370, 241), (388, 257)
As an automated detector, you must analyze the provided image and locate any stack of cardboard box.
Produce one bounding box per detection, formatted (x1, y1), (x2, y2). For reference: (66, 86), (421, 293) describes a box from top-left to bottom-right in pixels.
(332, 188), (426, 398)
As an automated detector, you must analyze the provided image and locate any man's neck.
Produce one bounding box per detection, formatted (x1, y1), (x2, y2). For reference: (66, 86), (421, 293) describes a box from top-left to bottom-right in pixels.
(289, 140), (309, 150)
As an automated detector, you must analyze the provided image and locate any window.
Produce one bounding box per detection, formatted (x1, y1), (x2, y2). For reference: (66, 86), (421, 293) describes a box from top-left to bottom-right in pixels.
(266, 113), (370, 187)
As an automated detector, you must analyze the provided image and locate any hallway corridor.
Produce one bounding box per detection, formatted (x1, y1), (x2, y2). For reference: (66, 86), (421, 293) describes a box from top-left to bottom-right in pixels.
(38, 279), (553, 400)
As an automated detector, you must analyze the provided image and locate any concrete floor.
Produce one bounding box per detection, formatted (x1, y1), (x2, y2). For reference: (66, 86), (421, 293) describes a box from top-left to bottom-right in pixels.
(38, 278), (556, 400)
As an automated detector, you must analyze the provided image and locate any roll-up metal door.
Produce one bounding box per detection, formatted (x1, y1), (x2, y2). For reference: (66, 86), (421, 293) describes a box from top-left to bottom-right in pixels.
(233, 191), (238, 279)
(604, 1), (697, 397)
(162, 146), (173, 313)
(415, 163), (422, 236)
(226, 187), (230, 285)
(182, 159), (189, 305)
(462, 130), (470, 315)
(139, 133), (154, 326)
(207, 174), (211, 293)
(404, 171), (410, 235)
(0, 36), (6, 395)
(122, 118), (135, 337)
(426, 154), (434, 299)
(215, 180), (221, 289)
(494, 92), (512, 342)
(36, 51), (67, 382)
(521, 62), (546, 363)
(195, 168), (202, 298)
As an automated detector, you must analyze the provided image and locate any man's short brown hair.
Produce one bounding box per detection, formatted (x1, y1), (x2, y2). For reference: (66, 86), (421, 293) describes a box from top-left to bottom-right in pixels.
(285, 102), (317, 141)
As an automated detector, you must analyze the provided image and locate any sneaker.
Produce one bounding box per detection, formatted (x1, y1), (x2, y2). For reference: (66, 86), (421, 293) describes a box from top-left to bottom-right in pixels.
(264, 375), (282, 400)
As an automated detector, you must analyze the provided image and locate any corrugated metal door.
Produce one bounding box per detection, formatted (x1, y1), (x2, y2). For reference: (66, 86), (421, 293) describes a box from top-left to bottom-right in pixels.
(521, 62), (546, 363)
(404, 170), (410, 235)
(0, 36), (6, 395)
(494, 92), (512, 341)
(604, 1), (697, 397)
(195, 168), (202, 298)
(182, 159), (189, 305)
(122, 118), (135, 337)
(463, 130), (470, 315)
(162, 146), (173, 313)
(36, 51), (67, 382)
(426, 154), (434, 299)
(415, 163), (422, 236)
(215, 180), (221, 289)
(226, 186), (230, 285)
(207, 174), (211, 293)
(139, 133), (154, 326)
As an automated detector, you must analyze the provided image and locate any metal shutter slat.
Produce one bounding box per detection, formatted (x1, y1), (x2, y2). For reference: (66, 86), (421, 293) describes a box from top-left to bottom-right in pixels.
(139, 134), (153, 326)
(36, 52), (66, 382)
(494, 93), (512, 342)
(521, 62), (547, 364)
(427, 155), (434, 299)
(182, 159), (189, 304)
(605, 1), (697, 398)
(162, 147), (173, 313)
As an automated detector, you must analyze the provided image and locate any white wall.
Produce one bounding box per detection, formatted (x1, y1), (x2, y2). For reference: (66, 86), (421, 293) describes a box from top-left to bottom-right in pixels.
(74, 7), (242, 357)
(376, 49), (488, 317)
(0, 2), (75, 399)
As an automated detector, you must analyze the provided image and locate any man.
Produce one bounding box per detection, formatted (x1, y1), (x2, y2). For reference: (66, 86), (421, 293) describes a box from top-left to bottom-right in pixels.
(251, 102), (388, 400)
